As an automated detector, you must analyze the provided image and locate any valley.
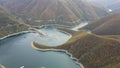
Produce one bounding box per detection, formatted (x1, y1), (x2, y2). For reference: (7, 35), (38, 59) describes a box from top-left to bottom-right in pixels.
(0, 0), (120, 68)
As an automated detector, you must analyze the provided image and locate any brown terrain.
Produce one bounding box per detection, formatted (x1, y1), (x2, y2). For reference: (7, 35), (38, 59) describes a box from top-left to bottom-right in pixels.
(0, 9), (28, 38)
(0, 1), (120, 68)
(33, 30), (120, 68)
(82, 13), (120, 35)
(0, 0), (108, 25)
(32, 13), (120, 68)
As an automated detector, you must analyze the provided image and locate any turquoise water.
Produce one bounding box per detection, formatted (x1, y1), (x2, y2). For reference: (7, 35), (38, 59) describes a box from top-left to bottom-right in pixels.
(0, 26), (81, 68)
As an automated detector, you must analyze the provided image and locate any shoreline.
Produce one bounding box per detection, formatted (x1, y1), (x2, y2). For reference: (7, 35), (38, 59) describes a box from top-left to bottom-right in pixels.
(0, 31), (30, 41)
(31, 42), (85, 68)
(0, 26), (84, 68)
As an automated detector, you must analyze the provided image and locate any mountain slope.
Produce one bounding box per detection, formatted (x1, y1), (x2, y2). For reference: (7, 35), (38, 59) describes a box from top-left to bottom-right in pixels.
(0, 12), (28, 38)
(0, 0), (108, 25)
(33, 31), (120, 68)
(81, 13), (120, 35)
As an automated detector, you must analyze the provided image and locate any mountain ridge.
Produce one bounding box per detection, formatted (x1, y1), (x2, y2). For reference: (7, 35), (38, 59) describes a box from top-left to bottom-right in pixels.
(0, 0), (108, 25)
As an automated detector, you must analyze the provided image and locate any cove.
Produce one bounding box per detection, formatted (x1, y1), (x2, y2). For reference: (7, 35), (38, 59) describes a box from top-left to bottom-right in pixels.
(0, 25), (82, 68)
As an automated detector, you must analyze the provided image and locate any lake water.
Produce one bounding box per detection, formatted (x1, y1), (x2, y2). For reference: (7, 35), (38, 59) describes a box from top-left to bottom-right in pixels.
(0, 25), (81, 68)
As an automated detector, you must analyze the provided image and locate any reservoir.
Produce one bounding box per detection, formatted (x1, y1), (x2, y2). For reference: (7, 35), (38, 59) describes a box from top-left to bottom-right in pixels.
(0, 25), (81, 68)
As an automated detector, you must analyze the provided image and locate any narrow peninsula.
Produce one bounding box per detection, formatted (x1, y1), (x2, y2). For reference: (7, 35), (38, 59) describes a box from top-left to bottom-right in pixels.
(32, 29), (120, 68)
